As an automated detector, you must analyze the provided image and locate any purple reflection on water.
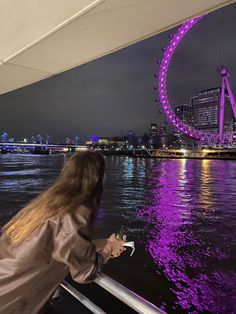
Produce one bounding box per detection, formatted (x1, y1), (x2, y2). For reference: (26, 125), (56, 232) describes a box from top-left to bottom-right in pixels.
(138, 160), (236, 313)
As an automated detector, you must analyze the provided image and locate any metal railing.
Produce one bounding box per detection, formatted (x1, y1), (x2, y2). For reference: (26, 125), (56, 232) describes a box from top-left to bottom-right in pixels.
(61, 273), (166, 314)
(61, 281), (106, 314)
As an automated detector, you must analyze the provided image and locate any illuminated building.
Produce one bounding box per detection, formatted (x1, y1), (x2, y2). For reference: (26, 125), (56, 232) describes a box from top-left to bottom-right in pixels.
(175, 104), (193, 126)
(191, 87), (235, 133)
(85, 137), (126, 147)
(149, 123), (158, 136)
(174, 105), (194, 148)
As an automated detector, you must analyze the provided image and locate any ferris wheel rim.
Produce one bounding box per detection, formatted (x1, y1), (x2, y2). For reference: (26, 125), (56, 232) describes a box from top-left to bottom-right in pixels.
(156, 16), (235, 144)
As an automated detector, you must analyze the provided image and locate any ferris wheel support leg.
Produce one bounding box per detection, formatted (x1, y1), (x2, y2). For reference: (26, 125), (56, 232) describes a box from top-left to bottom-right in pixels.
(224, 78), (236, 120)
(219, 78), (225, 138)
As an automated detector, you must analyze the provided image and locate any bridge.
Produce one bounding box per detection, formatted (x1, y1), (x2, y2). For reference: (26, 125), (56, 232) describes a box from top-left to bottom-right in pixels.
(0, 142), (88, 154)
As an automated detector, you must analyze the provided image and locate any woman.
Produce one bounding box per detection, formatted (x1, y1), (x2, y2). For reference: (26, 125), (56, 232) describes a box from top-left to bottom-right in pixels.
(0, 151), (125, 314)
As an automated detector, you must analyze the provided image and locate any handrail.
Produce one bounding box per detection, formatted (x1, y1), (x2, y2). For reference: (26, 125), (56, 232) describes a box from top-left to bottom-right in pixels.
(61, 273), (167, 314)
(61, 281), (106, 314)
(95, 274), (166, 314)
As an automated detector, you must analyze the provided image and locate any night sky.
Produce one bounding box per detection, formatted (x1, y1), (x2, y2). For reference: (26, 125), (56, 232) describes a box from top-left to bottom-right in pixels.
(0, 3), (236, 142)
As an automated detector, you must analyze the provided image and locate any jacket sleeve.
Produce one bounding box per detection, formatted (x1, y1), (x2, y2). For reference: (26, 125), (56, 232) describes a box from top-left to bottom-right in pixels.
(51, 210), (99, 283)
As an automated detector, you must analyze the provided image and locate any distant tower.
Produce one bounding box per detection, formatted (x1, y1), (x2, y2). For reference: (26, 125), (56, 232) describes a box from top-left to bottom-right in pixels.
(65, 137), (72, 144)
(37, 134), (43, 147)
(1, 131), (8, 143)
(127, 131), (137, 147)
(74, 136), (79, 146)
(149, 123), (158, 136)
(46, 135), (50, 149)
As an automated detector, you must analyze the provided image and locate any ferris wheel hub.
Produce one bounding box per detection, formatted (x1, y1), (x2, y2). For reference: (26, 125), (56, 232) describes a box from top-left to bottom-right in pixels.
(218, 65), (229, 77)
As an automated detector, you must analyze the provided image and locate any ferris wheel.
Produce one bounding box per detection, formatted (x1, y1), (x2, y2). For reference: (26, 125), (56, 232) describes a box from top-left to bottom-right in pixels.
(156, 16), (236, 145)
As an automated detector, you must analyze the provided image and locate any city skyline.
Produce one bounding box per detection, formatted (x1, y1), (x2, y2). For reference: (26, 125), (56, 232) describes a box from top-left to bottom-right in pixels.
(0, 3), (236, 141)
(0, 123), (168, 144)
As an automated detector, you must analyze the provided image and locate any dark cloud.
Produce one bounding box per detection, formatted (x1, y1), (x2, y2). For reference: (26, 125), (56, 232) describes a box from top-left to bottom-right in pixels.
(0, 3), (236, 141)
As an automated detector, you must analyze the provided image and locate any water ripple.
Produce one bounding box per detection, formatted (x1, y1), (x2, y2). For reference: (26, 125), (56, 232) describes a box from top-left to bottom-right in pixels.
(0, 155), (236, 313)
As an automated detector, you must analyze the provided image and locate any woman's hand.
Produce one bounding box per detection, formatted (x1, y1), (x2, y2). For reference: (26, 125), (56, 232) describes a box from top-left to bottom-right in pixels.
(100, 233), (125, 263)
(108, 233), (125, 258)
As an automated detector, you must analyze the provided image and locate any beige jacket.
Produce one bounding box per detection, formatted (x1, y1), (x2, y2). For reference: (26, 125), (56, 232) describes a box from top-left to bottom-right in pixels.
(0, 205), (99, 314)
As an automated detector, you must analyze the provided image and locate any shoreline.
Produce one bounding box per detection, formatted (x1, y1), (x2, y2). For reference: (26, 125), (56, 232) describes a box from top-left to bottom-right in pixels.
(2, 151), (236, 160)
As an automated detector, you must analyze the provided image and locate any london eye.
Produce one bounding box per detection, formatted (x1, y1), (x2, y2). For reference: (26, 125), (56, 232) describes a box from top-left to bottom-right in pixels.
(156, 16), (236, 145)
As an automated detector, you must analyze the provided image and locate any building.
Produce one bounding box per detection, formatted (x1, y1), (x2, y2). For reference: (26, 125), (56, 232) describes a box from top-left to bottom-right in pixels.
(85, 137), (127, 148)
(149, 123), (158, 136)
(127, 131), (138, 147)
(190, 87), (235, 133)
(175, 104), (193, 126)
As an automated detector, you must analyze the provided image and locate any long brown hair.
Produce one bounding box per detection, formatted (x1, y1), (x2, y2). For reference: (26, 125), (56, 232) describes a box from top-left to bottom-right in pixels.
(4, 151), (105, 246)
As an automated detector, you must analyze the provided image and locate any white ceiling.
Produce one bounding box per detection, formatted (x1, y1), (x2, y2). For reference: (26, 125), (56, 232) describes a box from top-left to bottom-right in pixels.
(0, 0), (234, 94)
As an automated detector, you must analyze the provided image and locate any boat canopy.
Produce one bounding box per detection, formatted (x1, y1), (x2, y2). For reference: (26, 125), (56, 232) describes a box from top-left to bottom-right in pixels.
(0, 0), (234, 94)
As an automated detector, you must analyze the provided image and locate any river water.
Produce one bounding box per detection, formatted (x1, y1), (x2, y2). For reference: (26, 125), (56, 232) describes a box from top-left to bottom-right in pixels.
(0, 154), (236, 314)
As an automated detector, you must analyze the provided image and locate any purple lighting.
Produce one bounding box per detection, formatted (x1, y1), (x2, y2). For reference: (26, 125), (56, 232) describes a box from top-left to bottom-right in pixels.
(156, 16), (236, 144)
(138, 160), (236, 313)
